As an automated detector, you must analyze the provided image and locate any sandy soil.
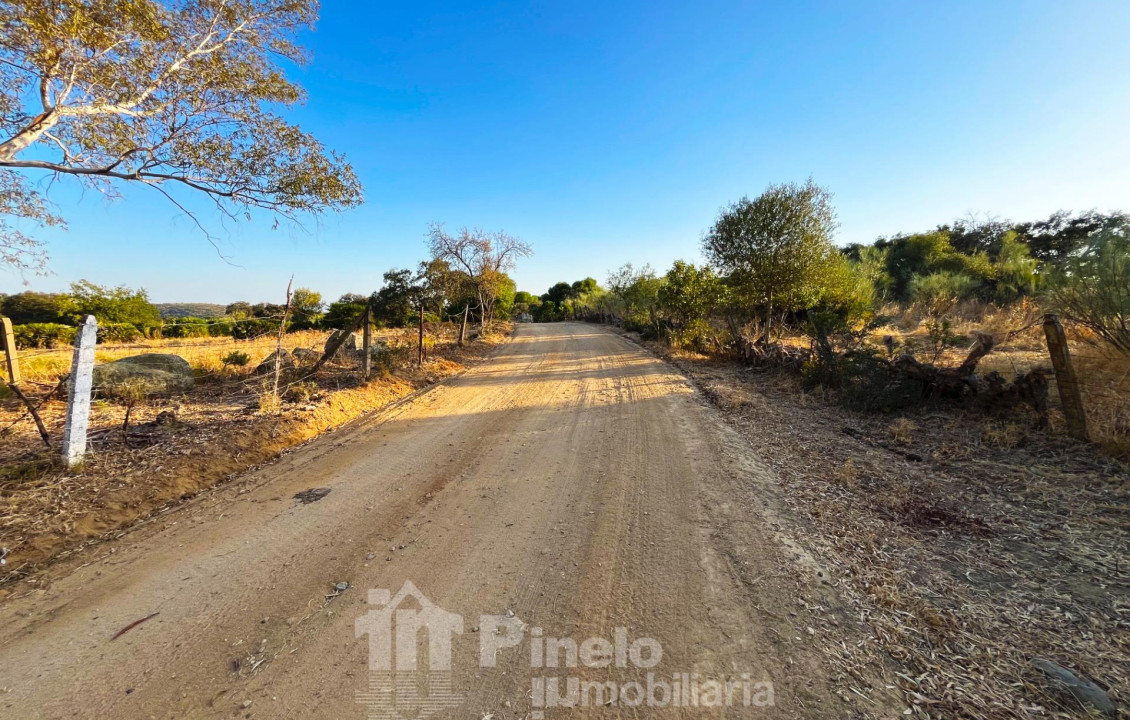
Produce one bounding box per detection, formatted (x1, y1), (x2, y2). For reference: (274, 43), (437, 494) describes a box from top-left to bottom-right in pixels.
(0, 322), (895, 719)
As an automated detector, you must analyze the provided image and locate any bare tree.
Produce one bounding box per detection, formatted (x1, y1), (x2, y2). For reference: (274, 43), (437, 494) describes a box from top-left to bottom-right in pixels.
(426, 224), (532, 327)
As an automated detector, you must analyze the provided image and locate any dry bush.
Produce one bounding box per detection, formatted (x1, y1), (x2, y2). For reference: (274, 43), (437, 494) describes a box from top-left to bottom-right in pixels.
(1072, 348), (1130, 460)
(888, 417), (918, 444)
(981, 420), (1025, 449)
(833, 458), (859, 487)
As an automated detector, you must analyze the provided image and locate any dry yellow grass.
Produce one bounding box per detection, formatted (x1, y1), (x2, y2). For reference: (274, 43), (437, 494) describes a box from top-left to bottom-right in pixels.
(0, 324), (512, 584)
(764, 299), (1130, 459)
(3, 329), (332, 385)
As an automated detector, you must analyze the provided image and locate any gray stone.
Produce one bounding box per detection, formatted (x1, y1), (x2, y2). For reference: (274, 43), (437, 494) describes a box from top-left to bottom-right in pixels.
(91, 352), (194, 399)
(254, 348), (294, 375)
(292, 347), (320, 363)
(323, 329), (361, 359)
(1032, 658), (1117, 717)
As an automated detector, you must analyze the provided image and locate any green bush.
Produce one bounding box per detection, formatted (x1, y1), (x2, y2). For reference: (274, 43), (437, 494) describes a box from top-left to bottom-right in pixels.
(1046, 231), (1130, 354)
(222, 351), (251, 367)
(13, 323), (77, 349)
(163, 317), (212, 338)
(909, 271), (981, 311)
(97, 322), (143, 344)
(231, 318), (279, 340)
(208, 320), (234, 337)
(803, 349), (925, 412)
(288, 313), (323, 331)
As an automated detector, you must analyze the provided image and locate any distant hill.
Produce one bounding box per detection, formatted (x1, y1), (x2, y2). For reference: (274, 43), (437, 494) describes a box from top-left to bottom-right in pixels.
(156, 303), (227, 319)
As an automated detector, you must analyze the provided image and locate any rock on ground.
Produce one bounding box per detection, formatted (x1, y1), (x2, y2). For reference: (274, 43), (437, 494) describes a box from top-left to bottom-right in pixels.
(255, 348), (295, 376)
(1032, 658), (1117, 717)
(92, 354), (194, 398)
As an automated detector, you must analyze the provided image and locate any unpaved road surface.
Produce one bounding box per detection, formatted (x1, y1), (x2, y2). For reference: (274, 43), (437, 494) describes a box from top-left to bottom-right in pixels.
(0, 323), (866, 719)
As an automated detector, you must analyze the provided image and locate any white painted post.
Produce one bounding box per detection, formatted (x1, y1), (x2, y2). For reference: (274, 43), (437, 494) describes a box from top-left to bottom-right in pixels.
(62, 315), (98, 467)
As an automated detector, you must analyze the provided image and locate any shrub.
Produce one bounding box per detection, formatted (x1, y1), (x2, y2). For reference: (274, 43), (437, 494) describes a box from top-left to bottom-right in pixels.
(803, 348), (926, 412)
(97, 322), (143, 344)
(231, 318), (279, 340)
(222, 351), (251, 367)
(282, 380), (319, 403)
(923, 316), (968, 363)
(12, 323), (77, 349)
(208, 319), (234, 337)
(1046, 231), (1130, 354)
(909, 271), (981, 313)
(162, 317), (212, 338)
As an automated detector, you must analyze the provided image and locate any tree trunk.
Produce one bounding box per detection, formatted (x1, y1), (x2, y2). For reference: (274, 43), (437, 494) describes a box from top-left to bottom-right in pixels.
(762, 293), (773, 345)
(458, 304), (468, 346)
(272, 277), (294, 402)
(362, 306), (372, 379)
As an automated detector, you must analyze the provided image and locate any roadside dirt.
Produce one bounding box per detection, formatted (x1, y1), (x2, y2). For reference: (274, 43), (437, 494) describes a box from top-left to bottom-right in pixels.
(643, 336), (1128, 719)
(0, 328), (504, 583)
(0, 322), (899, 719)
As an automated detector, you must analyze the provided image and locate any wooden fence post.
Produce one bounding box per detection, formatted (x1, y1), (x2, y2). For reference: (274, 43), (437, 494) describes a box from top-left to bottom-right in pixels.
(62, 315), (98, 467)
(417, 303), (425, 367)
(271, 277), (294, 403)
(1042, 313), (1089, 442)
(362, 306), (372, 379)
(1, 317), (19, 384)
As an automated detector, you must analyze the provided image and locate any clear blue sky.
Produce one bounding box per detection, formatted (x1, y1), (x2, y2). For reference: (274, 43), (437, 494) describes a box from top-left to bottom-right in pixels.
(8, 0), (1130, 303)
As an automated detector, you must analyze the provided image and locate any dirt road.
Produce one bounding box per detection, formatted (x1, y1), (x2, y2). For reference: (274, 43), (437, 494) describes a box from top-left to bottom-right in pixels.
(0, 323), (868, 719)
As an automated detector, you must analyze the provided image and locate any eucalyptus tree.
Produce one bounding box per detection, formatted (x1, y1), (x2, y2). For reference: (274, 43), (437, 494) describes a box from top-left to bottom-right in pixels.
(0, 0), (362, 272)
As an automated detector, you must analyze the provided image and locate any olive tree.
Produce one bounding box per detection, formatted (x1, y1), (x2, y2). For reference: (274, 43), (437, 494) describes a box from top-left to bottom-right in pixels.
(702, 179), (838, 342)
(0, 0), (363, 272)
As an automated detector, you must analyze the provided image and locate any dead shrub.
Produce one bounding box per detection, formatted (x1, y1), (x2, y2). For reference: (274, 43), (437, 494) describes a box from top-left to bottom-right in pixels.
(888, 417), (918, 445)
(981, 420), (1025, 449)
(833, 459), (860, 487)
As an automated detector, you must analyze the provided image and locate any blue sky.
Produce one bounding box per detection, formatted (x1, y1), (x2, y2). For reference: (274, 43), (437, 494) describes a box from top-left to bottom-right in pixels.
(7, 0), (1130, 303)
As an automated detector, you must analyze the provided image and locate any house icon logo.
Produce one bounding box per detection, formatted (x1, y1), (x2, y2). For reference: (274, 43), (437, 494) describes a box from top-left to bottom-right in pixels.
(355, 581), (464, 719)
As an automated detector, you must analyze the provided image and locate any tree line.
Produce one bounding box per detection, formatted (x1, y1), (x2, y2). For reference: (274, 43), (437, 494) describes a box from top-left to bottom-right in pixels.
(521, 180), (1129, 360)
(2, 225), (532, 350)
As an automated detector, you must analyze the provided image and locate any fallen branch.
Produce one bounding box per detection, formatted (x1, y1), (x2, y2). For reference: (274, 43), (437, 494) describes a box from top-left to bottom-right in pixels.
(8, 383), (50, 447)
(110, 611), (159, 641)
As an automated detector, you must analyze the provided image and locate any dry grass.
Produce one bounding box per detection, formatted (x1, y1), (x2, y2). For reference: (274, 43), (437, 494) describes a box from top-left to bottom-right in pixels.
(0, 323), (511, 590)
(4, 329), (332, 386)
(861, 301), (1129, 460)
(647, 338), (1129, 719)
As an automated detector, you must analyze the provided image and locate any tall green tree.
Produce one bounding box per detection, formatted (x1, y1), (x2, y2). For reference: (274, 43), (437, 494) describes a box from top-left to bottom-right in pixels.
(69, 279), (160, 325)
(0, 0), (362, 272)
(702, 179), (838, 341)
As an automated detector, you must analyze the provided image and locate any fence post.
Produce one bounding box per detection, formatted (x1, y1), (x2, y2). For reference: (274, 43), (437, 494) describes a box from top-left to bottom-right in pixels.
(417, 303), (425, 367)
(362, 306), (372, 379)
(1, 317), (19, 384)
(271, 277), (294, 404)
(1042, 313), (1089, 442)
(62, 315), (98, 467)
